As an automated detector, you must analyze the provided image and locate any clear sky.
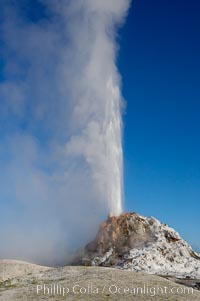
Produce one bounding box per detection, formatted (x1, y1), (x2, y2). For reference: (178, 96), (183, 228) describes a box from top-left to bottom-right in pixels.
(0, 0), (199, 262)
(119, 0), (200, 250)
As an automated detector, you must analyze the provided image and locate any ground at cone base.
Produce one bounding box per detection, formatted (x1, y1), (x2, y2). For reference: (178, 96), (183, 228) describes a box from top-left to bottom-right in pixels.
(0, 261), (200, 301)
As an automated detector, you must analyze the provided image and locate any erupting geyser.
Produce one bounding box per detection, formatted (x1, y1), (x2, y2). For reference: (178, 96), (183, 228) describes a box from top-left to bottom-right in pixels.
(0, 0), (131, 263)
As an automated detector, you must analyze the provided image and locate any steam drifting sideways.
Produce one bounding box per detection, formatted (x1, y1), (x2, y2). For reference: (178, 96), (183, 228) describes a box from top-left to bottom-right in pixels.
(0, 0), (131, 264)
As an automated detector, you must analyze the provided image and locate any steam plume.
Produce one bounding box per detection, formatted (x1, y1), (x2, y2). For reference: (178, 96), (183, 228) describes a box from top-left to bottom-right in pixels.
(0, 0), (130, 264)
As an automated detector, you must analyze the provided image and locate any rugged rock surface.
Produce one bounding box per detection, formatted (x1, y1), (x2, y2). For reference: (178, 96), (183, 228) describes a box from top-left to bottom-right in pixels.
(74, 212), (200, 279)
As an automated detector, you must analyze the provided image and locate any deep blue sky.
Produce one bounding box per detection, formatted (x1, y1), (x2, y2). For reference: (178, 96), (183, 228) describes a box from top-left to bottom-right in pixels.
(119, 0), (200, 249)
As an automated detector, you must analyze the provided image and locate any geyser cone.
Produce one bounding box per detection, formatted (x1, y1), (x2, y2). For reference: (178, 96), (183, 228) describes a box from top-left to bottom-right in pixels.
(75, 212), (200, 279)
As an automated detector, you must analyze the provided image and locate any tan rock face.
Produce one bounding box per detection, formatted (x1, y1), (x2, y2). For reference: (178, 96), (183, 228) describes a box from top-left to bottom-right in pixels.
(85, 212), (154, 256)
(95, 213), (152, 252)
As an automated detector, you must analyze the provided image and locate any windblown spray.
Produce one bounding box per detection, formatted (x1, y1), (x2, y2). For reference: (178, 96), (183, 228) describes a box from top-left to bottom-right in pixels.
(0, 0), (130, 263)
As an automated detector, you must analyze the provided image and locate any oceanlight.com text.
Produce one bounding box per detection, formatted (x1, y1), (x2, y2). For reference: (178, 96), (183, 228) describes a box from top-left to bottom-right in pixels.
(34, 282), (194, 297)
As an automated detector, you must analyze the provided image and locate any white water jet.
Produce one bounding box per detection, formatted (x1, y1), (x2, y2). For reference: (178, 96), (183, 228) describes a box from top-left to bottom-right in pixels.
(65, 0), (130, 216)
(66, 74), (124, 217)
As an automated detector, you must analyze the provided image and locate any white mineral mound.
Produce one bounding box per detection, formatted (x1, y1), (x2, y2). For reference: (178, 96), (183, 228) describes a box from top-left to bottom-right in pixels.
(77, 212), (200, 279)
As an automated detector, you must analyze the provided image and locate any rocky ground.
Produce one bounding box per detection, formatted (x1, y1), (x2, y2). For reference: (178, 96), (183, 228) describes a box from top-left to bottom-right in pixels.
(0, 260), (200, 301)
